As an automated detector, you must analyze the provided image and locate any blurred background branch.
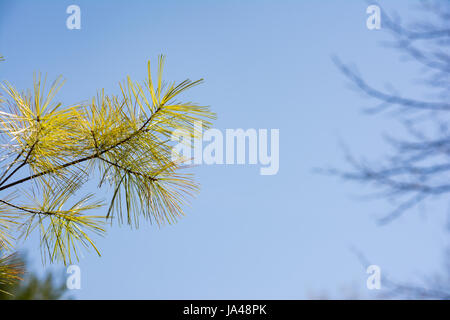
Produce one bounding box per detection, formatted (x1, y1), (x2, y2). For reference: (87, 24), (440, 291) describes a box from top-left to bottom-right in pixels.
(328, 0), (450, 298)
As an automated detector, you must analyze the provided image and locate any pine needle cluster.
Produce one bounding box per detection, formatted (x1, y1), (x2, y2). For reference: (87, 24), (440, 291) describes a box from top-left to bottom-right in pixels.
(0, 55), (214, 287)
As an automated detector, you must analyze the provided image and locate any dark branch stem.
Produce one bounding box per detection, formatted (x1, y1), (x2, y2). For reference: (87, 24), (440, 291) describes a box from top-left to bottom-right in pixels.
(98, 156), (158, 181)
(0, 141), (37, 187)
(0, 199), (52, 216)
(0, 150), (24, 184)
(0, 106), (162, 193)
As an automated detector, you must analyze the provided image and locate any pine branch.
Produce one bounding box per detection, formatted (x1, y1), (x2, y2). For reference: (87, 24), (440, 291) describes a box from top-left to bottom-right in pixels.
(0, 106), (163, 193)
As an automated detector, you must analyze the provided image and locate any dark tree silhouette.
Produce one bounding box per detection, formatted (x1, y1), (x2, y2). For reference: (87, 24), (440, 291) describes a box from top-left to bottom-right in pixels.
(332, 0), (450, 225)
(330, 0), (450, 299)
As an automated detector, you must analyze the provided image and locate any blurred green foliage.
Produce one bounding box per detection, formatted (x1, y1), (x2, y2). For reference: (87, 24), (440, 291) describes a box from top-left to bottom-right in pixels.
(0, 253), (70, 300)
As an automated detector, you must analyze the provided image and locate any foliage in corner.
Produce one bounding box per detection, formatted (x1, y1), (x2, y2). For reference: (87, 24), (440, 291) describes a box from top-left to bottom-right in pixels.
(0, 55), (215, 292)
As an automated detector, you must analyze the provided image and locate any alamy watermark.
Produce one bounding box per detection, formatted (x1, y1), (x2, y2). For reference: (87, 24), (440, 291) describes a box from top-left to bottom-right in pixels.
(66, 5), (81, 30)
(66, 265), (81, 290)
(366, 264), (381, 290)
(171, 121), (280, 175)
(366, 5), (381, 30)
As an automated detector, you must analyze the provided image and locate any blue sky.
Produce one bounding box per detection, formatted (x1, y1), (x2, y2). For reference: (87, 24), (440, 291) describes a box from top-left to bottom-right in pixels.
(0, 0), (447, 299)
